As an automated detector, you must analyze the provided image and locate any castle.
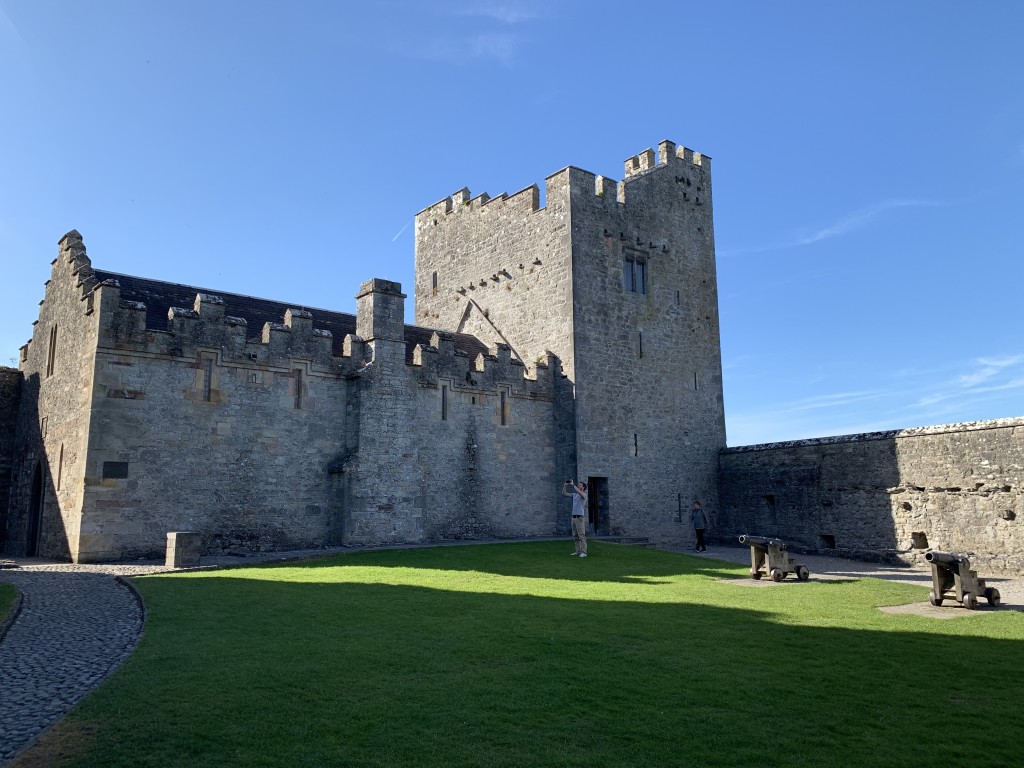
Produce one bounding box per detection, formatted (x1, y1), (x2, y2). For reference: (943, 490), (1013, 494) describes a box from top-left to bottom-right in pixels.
(1, 140), (1021, 573)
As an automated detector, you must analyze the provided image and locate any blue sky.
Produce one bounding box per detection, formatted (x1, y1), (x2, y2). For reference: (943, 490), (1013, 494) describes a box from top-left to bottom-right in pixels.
(1, 1), (1021, 446)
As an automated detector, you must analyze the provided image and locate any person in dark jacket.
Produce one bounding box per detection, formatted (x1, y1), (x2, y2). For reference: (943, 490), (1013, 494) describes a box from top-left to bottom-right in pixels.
(690, 500), (708, 552)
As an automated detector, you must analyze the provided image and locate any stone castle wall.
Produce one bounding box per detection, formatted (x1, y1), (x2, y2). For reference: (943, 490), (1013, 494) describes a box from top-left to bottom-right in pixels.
(567, 143), (725, 540)
(414, 141), (726, 544)
(339, 279), (559, 546)
(7, 232), (102, 560)
(73, 279), (355, 561)
(0, 367), (21, 547)
(5, 248), (560, 561)
(5, 143), (1020, 571)
(718, 418), (1024, 574)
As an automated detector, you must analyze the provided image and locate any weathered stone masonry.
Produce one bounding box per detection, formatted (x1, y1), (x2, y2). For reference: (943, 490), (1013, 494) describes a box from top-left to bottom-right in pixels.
(5, 233), (558, 561)
(718, 419), (1024, 575)
(0, 367), (20, 547)
(3, 140), (1021, 572)
(416, 141), (726, 541)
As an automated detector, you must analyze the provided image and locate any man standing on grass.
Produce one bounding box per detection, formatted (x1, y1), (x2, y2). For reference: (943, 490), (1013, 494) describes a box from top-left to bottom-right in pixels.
(691, 500), (708, 552)
(562, 480), (588, 557)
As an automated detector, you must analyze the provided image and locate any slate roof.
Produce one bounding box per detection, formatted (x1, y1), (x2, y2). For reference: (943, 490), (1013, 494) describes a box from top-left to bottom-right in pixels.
(91, 270), (490, 363)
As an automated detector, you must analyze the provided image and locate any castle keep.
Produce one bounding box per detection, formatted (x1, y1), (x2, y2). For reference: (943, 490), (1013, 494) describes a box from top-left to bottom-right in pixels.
(0, 140), (725, 563)
(1, 140), (1020, 573)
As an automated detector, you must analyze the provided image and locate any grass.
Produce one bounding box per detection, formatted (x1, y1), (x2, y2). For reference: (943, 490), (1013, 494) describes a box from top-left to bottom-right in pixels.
(0, 581), (16, 625)
(12, 542), (1024, 768)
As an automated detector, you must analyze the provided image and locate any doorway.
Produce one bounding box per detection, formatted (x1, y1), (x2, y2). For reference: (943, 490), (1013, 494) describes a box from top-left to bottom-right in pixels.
(27, 462), (43, 556)
(587, 477), (610, 536)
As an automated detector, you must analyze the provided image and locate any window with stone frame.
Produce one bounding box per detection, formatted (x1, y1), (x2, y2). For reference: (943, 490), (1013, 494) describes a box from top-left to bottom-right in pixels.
(45, 324), (58, 377)
(623, 251), (647, 294)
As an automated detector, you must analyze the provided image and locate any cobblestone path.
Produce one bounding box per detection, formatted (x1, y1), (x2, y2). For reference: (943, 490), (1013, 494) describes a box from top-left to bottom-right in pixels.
(0, 566), (154, 764)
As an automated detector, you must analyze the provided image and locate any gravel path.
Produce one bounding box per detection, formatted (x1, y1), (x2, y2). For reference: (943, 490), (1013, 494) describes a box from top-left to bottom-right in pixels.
(1, 542), (1021, 764)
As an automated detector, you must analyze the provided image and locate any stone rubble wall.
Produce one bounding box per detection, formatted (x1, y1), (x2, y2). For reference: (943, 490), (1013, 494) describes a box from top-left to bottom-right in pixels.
(341, 283), (559, 546)
(4, 243), (559, 561)
(0, 367), (21, 547)
(414, 141), (727, 545)
(568, 142), (726, 542)
(6, 231), (101, 560)
(718, 418), (1024, 575)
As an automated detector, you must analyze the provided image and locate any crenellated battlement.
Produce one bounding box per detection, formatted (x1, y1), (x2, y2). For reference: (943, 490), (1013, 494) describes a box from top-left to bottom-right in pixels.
(410, 332), (552, 400)
(416, 139), (710, 227)
(624, 139), (710, 177)
(419, 183), (541, 221)
(94, 279), (357, 374)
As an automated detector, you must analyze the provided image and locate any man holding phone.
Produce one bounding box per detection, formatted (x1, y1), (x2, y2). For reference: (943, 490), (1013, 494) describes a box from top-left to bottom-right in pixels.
(562, 480), (588, 557)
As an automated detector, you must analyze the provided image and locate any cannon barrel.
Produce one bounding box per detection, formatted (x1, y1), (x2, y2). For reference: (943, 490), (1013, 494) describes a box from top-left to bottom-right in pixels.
(925, 550), (966, 569)
(738, 534), (785, 550)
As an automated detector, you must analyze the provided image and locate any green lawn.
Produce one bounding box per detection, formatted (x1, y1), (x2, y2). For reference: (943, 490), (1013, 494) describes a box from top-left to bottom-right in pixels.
(16, 542), (1024, 768)
(0, 581), (16, 626)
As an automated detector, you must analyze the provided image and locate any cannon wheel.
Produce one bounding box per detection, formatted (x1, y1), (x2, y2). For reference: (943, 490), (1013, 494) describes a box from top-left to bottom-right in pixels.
(770, 568), (784, 583)
(929, 590), (943, 607)
(962, 592), (978, 610)
(985, 588), (1001, 607)
(750, 570), (762, 580)
(796, 566), (810, 581)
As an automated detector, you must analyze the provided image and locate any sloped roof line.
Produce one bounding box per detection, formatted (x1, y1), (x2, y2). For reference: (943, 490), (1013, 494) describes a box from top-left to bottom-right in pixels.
(91, 269), (489, 363)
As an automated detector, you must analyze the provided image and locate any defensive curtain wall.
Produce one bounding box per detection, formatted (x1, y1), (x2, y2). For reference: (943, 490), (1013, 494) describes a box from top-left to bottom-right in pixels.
(415, 140), (727, 542)
(5, 232), (559, 562)
(718, 418), (1024, 575)
(0, 367), (20, 547)
(3, 140), (1022, 572)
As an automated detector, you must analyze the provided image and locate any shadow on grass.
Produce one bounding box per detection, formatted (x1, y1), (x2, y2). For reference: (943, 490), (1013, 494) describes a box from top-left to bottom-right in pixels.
(14, 545), (1024, 768)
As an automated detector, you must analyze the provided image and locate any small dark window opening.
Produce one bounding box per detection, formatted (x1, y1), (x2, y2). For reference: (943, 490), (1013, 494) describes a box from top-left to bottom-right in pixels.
(441, 385), (449, 421)
(638, 332), (643, 358)
(694, 372), (698, 391)
(818, 534), (836, 549)
(911, 532), (929, 549)
(293, 369), (303, 410)
(56, 444), (64, 491)
(46, 325), (58, 377)
(675, 290), (681, 306)
(202, 358), (213, 402)
(633, 433), (639, 457)
(432, 271), (438, 297)
(40, 416), (48, 438)
(500, 390), (508, 425)
(102, 461), (129, 479)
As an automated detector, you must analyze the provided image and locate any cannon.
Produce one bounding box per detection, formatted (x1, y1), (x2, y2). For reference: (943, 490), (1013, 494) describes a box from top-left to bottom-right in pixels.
(924, 550), (1000, 609)
(738, 534), (809, 582)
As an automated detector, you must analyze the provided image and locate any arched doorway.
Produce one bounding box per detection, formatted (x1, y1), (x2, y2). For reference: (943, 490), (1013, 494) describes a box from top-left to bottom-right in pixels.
(27, 462), (43, 557)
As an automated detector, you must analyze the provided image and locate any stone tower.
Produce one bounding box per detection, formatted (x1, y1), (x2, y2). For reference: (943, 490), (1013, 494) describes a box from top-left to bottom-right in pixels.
(414, 140), (726, 541)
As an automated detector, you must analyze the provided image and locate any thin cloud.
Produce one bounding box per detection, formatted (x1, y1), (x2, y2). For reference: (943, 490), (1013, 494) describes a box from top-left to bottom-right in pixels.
(730, 352), (1024, 445)
(455, 2), (540, 24)
(791, 199), (941, 246)
(913, 354), (1024, 408)
(721, 198), (946, 257)
(391, 220), (411, 242)
(957, 354), (1024, 387)
(403, 32), (518, 64)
